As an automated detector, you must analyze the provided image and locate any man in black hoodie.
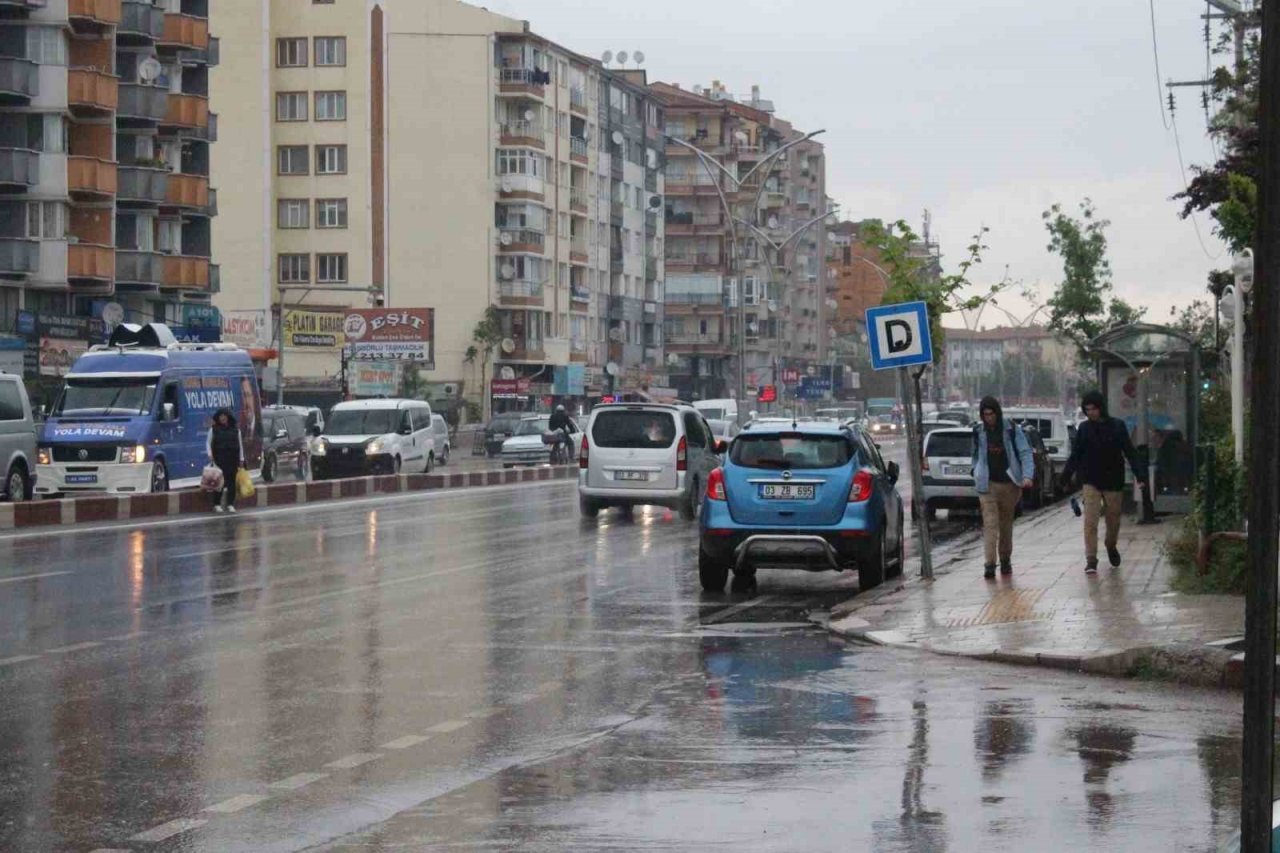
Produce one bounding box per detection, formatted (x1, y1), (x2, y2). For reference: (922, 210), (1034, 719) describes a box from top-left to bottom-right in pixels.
(1059, 391), (1147, 574)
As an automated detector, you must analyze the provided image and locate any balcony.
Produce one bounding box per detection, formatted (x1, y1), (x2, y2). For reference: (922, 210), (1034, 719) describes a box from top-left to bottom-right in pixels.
(164, 172), (208, 209)
(115, 250), (163, 288)
(570, 285), (590, 303)
(497, 226), (544, 253)
(645, 171), (657, 193)
(70, 0), (122, 28)
(497, 67), (544, 98)
(163, 93), (209, 131)
(497, 280), (543, 304)
(499, 120), (543, 149)
(569, 136), (588, 163)
(68, 243), (115, 285)
(665, 292), (724, 307)
(569, 240), (588, 263)
(68, 156), (118, 199)
(119, 0), (165, 42)
(117, 83), (168, 122)
(762, 191), (786, 209)
(160, 13), (209, 51)
(68, 68), (119, 115)
(569, 87), (587, 116)
(569, 189), (587, 213)
(0, 148), (38, 190)
(116, 164), (167, 204)
(610, 200), (624, 222)
(0, 237), (37, 274)
(0, 58), (38, 102)
(162, 253), (210, 291)
(645, 210), (657, 234)
(505, 343), (545, 363)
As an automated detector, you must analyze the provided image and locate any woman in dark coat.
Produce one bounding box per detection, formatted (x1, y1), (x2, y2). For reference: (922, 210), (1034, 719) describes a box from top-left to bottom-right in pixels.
(206, 408), (244, 513)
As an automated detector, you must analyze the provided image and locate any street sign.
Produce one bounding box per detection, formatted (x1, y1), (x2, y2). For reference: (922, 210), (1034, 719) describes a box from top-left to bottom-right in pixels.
(865, 301), (933, 370)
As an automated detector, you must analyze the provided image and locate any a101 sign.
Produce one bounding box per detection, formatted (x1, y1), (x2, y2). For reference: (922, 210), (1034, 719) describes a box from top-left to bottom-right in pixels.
(344, 308), (435, 369)
(864, 301), (933, 371)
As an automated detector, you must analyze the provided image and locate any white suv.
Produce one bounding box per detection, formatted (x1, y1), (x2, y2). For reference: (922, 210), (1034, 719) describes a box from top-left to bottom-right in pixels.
(578, 403), (722, 520)
(312, 399), (436, 479)
(918, 426), (977, 520)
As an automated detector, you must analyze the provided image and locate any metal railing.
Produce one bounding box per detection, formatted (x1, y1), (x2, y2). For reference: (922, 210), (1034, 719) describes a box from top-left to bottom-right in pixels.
(569, 189), (587, 208)
(500, 120), (543, 139)
(569, 136), (588, 158)
(499, 68), (544, 86)
(498, 227), (545, 249)
(569, 87), (586, 109)
(498, 280), (544, 299)
(665, 292), (723, 305)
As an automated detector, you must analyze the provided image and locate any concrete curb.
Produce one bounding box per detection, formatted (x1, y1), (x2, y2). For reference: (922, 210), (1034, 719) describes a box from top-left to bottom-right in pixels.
(0, 465), (577, 531)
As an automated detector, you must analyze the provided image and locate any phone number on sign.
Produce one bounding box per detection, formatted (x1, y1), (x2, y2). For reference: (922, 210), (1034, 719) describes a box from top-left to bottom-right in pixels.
(350, 343), (432, 363)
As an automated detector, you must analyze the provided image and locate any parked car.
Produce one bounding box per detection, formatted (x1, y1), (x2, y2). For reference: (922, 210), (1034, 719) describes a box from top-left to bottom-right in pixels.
(933, 409), (973, 426)
(485, 412), (526, 457)
(706, 418), (742, 443)
(693, 398), (739, 424)
(261, 408), (310, 482)
(501, 414), (582, 468)
(312, 399), (436, 479)
(0, 372), (36, 501)
(1003, 407), (1072, 485)
(578, 402), (721, 520)
(919, 427), (977, 520)
(431, 414), (451, 465)
(265, 403), (324, 436)
(1020, 424), (1056, 508)
(920, 419), (954, 438)
(698, 420), (904, 592)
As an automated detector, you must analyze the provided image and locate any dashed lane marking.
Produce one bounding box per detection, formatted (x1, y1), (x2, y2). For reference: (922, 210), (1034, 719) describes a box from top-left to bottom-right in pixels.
(44, 641), (103, 654)
(267, 772), (328, 791)
(465, 707), (503, 720)
(129, 817), (208, 842)
(0, 570), (72, 585)
(0, 655), (39, 667)
(425, 720), (469, 734)
(324, 752), (382, 769)
(380, 735), (430, 750)
(203, 793), (269, 814)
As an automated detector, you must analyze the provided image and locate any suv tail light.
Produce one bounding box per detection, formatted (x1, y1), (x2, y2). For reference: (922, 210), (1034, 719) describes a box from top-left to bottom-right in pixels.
(579, 435), (589, 469)
(921, 454), (930, 473)
(676, 435), (688, 471)
(848, 469), (873, 502)
(706, 467), (726, 501)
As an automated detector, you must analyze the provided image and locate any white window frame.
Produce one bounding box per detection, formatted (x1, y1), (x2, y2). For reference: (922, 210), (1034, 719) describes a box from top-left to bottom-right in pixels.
(276, 38), (307, 68)
(276, 92), (307, 122)
(314, 90), (346, 121)
(313, 36), (346, 67)
(26, 202), (64, 240)
(278, 253), (310, 283)
(277, 199), (309, 229)
(26, 27), (66, 65)
(315, 198), (347, 229)
(315, 144), (346, 175)
(316, 253), (347, 284)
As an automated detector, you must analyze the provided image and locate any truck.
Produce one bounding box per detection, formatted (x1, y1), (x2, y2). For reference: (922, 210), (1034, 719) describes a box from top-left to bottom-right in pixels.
(36, 323), (263, 496)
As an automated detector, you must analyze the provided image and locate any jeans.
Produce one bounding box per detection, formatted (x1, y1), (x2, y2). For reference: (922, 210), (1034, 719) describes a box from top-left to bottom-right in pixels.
(978, 481), (1021, 566)
(1082, 484), (1123, 560)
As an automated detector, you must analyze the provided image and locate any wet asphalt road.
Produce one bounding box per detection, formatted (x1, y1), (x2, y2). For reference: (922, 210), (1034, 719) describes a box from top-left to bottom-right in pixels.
(0, 466), (1244, 852)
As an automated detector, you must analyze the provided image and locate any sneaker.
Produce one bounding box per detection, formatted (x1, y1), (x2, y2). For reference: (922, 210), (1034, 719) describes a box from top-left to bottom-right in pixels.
(1107, 545), (1121, 567)
(227, 506), (237, 514)
(983, 564), (997, 580)
(1000, 559), (1012, 576)
(1085, 559), (1098, 575)
(214, 505), (224, 513)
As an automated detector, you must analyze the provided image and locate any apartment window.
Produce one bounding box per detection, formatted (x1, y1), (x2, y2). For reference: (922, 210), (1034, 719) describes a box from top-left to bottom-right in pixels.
(315, 144), (347, 175)
(316, 198), (347, 229)
(27, 114), (65, 154)
(495, 149), (542, 177)
(25, 202), (64, 240)
(278, 145), (309, 175)
(277, 199), (309, 229)
(276, 38), (307, 68)
(314, 91), (346, 121)
(316, 253), (347, 283)
(276, 92), (307, 121)
(279, 254), (310, 283)
(25, 27), (66, 65)
(158, 220), (181, 254)
(314, 37), (346, 67)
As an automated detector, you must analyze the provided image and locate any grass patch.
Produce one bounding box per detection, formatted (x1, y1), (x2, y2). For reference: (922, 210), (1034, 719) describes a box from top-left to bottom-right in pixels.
(1165, 516), (1247, 595)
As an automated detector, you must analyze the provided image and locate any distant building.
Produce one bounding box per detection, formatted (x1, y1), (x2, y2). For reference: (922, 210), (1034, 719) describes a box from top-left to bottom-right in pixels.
(943, 325), (1075, 405)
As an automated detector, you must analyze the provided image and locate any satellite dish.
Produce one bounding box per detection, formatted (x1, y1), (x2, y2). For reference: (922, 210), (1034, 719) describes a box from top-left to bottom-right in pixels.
(605, 361), (620, 377)
(499, 232), (513, 246)
(500, 263), (516, 279)
(633, 50), (645, 65)
(500, 338), (516, 354)
(500, 175), (514, 193)
(616, 51), (629, 64)
(139, 56), (162, 83)
(767, 215), (779, 229)
(734, 131), (748, 144)
(826, 298), (838, 310)
(523, 108), (535, 122)
(611, 130), (623, 146)
(647, 195), (662, 209)
(747, 321), (759, 334)
(601, 50), (613, 65)
(499, 366), (516, 380)
(666, 353), (680, 366)
(767, 300), (778, 313)
(101, 302), (125, 326)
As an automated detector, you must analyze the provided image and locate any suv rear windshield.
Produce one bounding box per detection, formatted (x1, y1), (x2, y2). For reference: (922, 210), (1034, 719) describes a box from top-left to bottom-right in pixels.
(926, 433), (974, 459)
(731, 433), (853, 469)
(591, 410), (676, 449)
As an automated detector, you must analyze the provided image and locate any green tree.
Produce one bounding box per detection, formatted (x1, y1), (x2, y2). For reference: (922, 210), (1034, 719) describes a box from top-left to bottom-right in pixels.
(1043, 199), (1145, 353)
(1167, 299), (1217, 351)
(463, 305), (504, 421)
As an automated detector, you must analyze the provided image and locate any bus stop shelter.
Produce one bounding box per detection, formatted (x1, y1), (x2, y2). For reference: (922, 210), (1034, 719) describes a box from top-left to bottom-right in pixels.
(1088, 324), (1200, 515)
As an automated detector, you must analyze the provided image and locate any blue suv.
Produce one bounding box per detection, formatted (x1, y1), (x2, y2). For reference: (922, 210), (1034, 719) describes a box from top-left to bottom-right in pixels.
(698, 421), (905, 592)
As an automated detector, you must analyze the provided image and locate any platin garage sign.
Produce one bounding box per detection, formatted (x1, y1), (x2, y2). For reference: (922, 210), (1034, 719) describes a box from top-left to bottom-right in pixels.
(344, 308), (434, 368)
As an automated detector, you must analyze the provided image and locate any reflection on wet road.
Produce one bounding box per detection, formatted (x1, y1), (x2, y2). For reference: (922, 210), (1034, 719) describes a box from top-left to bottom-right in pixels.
(0, 479), (1242, 852)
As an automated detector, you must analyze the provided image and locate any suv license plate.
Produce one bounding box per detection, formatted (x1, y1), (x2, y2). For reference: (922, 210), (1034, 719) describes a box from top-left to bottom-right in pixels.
(66, 474), (98, 485)
(616, 470), (647, 482)
(759, 484), (815, 500)
(943, 464), (972, 476)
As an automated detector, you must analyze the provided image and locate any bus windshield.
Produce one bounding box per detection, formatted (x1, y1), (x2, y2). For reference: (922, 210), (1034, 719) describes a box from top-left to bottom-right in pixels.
(53, 378), (157, 417)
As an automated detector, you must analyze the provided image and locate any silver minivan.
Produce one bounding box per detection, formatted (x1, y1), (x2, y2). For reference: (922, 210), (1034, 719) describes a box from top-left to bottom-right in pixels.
(0, 374), (36, 501)
(578, 403), (722, 520)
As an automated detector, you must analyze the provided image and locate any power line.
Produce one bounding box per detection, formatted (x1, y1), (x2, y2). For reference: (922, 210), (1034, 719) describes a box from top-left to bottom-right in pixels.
(1149, 0), (1172, 129)
(1170, 108), (1225, 260)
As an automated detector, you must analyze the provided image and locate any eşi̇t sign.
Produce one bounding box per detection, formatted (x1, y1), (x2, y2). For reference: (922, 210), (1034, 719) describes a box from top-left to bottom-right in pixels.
(343, 308), (434, 368)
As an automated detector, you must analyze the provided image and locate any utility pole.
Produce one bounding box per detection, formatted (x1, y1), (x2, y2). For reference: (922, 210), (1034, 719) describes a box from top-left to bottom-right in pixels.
(1241, 1), (1279, 849)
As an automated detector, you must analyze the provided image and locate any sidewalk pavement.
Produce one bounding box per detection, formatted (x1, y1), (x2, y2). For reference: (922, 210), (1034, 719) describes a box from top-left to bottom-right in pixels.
(827, 502), (1247, 687)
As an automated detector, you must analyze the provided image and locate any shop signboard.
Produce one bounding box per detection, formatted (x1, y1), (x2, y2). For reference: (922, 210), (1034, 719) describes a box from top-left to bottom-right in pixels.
(284, 310), (344, 349)
(0, 334), (23, 375)
(344, 308), (434, 367)
(221, 311), (267, 348)
(491, 378), (531, 399)
(351, 361), (399, 397)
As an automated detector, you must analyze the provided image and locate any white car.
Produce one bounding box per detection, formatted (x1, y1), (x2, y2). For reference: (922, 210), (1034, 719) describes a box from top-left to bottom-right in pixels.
(578, 402), (722, 520)
(1003, 407), (1072, 482)
(918, 426), (977, 520)
(312, 398), (436, 479)
(501, 415), (581, 468)
(430, 414), (451, 465)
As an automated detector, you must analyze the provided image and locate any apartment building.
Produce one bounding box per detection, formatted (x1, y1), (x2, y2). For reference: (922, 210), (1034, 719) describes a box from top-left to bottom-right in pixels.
(826, 219), (888, 334)
(943, 324), (1076, 404)
(213, 0), (664, 411)
(0, 0), (218, 393)
(649, 80), (825, 402)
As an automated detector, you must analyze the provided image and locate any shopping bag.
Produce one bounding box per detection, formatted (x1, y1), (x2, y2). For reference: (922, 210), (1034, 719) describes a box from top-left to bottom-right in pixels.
(236, 468), (255, 501)
(201, 464), (224, 493)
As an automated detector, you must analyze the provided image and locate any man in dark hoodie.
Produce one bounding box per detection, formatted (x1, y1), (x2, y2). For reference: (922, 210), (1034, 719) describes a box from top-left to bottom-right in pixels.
(1059, 391), (1147, 574)
(206, 408), (245, 513)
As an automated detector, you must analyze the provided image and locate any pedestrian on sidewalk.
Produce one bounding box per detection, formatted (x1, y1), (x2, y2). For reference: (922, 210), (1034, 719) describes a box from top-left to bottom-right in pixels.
(1058, 390), (1147, 574)
(972, 396), (1035, 580)
(207, 408), (244, 514)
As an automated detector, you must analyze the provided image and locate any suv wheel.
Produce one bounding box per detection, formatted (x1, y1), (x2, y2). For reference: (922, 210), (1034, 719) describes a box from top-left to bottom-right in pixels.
(698, 547), (729, 592)
(858, 531), (886, 591)
(262, 453), (277, 483)
(679, 477), (699, 521)
(150, 460), (169, 493)
(5, 464), (29, 502)
(579, 496), (600, 518)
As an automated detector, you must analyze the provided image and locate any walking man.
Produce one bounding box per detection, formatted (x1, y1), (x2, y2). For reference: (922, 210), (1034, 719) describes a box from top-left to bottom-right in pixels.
(1059, 390), (1148, 574)
(972, 396), (1035, 579)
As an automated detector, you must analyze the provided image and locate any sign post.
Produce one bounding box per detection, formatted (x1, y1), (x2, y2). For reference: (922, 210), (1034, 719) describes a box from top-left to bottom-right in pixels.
(865, 301), (935, 580)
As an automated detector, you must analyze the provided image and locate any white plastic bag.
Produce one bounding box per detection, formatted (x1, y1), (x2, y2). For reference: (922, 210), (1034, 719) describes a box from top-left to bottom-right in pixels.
(201, 464), (224, 493)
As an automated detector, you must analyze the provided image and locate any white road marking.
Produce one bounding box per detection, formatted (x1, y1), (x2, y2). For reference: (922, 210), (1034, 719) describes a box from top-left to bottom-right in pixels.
(379, 734), (429, 750)
(465, 707), (502, 720)
(203, 793), (269, 814)
(267, 772), (328, 791)
(44, 641), (103, 654)
(324, 752), (382, 769)
(0, 570), (71, 585)
(424, 720), (469, 734)
(129, 817), (207, 842)
(102, 631), (147, 642)
(89, 849), (133, 852)
(702, 595), (778, 625)
(0, 655), (39, 666)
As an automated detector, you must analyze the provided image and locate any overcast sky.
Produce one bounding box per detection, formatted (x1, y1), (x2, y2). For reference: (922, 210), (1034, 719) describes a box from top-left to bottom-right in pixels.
(485, 0), (1231, 327)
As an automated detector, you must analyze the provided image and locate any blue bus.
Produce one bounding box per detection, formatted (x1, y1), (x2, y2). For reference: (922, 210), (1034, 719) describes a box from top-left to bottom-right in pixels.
(36, 323), (263, 496)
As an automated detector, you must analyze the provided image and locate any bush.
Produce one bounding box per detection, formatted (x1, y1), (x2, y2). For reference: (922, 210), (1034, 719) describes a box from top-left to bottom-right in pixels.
(1165, 432), (1247, 594)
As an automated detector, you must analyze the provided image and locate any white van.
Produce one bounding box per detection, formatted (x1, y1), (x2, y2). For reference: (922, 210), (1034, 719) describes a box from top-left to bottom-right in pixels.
(693, 398), (739, 424)
(312, 399), (436, 479)
(578, 403), (722, 519)
(0, 373), (36, 501)
(1002, 407), (1071, 479)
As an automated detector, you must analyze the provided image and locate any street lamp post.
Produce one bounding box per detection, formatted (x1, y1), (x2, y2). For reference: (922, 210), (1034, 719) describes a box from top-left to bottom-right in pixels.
(273, 284), (381, 407)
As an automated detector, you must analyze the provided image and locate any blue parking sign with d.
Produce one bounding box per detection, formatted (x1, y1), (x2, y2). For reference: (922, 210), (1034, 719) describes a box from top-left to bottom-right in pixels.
(865, 301), (933, 370)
